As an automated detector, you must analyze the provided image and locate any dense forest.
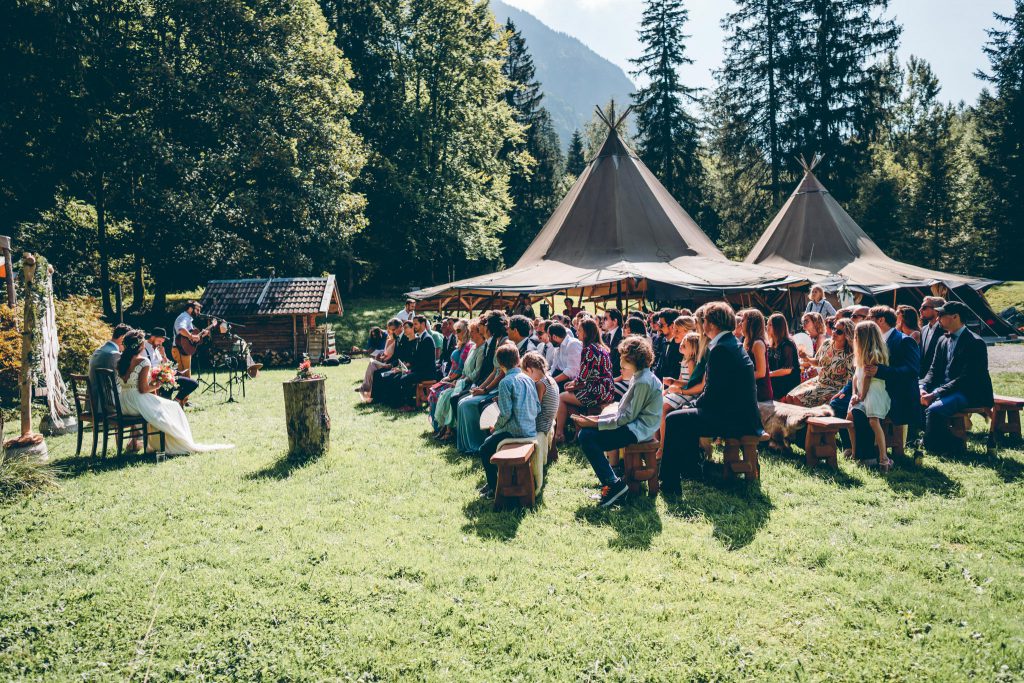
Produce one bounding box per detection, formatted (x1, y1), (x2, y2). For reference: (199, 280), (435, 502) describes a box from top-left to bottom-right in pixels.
(2, 0), (1022, 313)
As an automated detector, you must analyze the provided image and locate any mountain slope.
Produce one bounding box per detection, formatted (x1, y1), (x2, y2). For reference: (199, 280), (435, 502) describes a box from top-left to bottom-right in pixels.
(491, 0), (636, 150)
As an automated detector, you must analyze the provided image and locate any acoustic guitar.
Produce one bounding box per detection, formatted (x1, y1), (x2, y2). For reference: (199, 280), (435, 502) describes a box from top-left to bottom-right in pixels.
(175, 319), (221, 357)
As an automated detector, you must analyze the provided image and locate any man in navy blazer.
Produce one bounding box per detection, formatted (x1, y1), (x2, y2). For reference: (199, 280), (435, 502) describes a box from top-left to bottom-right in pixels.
(920, 302), (994, 453)
(661, 302), (763, 494)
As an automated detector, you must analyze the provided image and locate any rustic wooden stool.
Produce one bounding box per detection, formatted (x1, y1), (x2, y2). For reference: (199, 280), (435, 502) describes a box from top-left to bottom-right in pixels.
(804, 416), (852, 469)
(881, 419), (906, 457)
(991, 395), (1024, 443)
(721, 433), (768, 480)
(491, 442), (536, 510)
(414, 380), (434, 409)
(950, 407), (992, 453)
(618, 439), (661, 496)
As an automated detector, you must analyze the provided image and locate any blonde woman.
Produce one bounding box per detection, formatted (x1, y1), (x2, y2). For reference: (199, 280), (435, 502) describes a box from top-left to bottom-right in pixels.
(849, 321), (892, 471)
(805, 285), (837, 317)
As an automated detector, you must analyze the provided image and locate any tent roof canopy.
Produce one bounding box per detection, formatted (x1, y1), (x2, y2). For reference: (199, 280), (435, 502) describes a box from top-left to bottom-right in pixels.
(745, 157), (997, 295)
(410, 108), (806, 306)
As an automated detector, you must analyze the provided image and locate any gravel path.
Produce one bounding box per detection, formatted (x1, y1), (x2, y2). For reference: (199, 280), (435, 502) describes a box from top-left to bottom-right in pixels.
(989, 343), (1024, 374)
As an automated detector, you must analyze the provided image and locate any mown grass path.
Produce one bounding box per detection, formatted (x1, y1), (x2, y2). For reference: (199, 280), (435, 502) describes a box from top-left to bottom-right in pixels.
(2, 358), (1023, 680)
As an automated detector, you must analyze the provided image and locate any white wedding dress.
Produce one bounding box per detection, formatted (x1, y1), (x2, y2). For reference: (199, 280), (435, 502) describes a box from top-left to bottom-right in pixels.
(118, 358), (233, 455)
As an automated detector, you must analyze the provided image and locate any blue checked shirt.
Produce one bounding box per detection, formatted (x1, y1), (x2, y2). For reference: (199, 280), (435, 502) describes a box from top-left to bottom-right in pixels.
(493, 368), (540, 438)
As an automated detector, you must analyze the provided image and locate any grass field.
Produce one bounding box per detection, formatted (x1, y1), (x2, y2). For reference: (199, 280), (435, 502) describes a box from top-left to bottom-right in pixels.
(2, 300), (1023, 681)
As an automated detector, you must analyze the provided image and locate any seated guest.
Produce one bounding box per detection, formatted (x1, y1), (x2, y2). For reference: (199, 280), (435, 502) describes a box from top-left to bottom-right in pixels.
(920, 301), (993, 454)
(521, 350), (561, 467)
(602, 307), (624, 377)
(512, 293), (535, 318)
(733, 309), (746, 343)
(535, 320), (558, 369)
(784, 318), (855, 407)
(428, 320), (475, 432)
(89, 323), (131, 414)
(433, 321), (485, 441)
(358, 319), (402, 400)
(851, 306), (869, 324)
(144, 327), (199, 407)
(477, 344), (540, 500)
(660, 332), (703, 440)
(918, 296), (946, 378)
(437, 318), (457, 373)
(652, 310), (680, 376)
(553, 318), (614, 443)
(625, 317), (647, 337)
(740, 308), (773, 402)
(572, 336), (662, 507)
(863, 305), (921, 456)
(661, 302), (763, 494)
(805, 284), (837, 317)
(767, 314), (801, 398)
(508, 315), (536, 356)
(396, 298), (416, 322)
(562, 297), (581, 319)
(801, 312), (829, 355)
(897, 305), (921, 344)
(548, 323), (582, 390)
(655, 314), (686, 383)
(373, 316), (438, 409)
(425, 319), (445, 363)
(456, 312), (509, 454)
(350, 326), (388, 357)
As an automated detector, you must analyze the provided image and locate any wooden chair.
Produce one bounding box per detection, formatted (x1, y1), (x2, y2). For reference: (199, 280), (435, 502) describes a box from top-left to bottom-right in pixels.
(68, 373), (99, 458)
(721, 432), (769, 480)
(415, 380), (435, 409)
(991, 395), (1024, 443)
(619, 439), (661, 496)
(94, 369), (166, 458)
(805, 417), (852, 470)
(490, 442), (536, 510)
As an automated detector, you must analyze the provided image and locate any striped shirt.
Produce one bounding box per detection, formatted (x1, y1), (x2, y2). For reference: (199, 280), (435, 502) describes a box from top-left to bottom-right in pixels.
(493, 368), (540, 438)
(535, 374), (560, 434)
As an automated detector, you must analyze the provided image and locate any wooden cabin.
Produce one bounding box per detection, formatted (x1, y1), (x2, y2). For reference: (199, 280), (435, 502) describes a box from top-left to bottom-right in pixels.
(199, 276), (344, 358)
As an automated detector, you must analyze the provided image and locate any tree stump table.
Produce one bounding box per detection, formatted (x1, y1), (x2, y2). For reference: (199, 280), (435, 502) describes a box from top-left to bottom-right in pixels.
(282, 377), (330, 460)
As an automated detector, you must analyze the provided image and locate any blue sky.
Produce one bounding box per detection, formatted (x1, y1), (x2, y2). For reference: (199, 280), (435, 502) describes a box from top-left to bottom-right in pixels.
(502, 0), (1012, 104)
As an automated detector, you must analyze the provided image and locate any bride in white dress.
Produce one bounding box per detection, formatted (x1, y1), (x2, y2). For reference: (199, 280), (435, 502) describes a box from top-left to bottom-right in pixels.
(117, 331), (233, 455)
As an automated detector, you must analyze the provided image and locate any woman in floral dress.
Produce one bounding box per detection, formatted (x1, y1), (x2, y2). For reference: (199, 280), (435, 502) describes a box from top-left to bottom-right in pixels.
(553, 317), (614, 442)
(428, 320), (474, 430)
(781, 318), (855, 407)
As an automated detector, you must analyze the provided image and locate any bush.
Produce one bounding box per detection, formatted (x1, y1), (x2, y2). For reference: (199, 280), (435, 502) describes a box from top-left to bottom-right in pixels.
(55, 296), (111, 376)
(0, 305), (22, 406)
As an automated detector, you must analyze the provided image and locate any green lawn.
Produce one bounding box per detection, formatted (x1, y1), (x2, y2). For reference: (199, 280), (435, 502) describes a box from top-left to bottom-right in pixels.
(986, 281), (1024, 316)
(2, 326), (1023, 680)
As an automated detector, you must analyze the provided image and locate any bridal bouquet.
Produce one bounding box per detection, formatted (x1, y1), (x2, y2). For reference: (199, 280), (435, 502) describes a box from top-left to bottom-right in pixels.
(153, 362), (178, 392)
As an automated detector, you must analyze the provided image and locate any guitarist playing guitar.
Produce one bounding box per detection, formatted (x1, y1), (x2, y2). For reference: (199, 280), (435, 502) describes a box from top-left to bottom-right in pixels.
(173, 300), (217, 375)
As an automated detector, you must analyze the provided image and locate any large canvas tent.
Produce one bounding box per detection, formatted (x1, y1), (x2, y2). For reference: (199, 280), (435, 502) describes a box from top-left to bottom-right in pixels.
(745, 157), (1011, 334)
(408, 108), (807, 312)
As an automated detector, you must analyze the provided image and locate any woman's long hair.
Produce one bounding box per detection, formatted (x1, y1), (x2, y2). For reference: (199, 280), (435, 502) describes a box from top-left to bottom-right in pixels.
(117, 330), (145, 380)
(897, 305), (920, 332)
(854, 321), (889, 368)
(740, 308), (767, 353)
(768, 313), (791, 347)
(579, 318), (605, 349)
(454, 319), (469, 349)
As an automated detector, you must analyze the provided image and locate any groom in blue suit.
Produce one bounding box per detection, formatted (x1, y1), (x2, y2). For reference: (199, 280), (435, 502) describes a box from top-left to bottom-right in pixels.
(832, 306), (921, 459)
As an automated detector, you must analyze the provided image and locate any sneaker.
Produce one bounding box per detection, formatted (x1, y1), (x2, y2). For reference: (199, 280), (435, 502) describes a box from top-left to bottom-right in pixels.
(596, 479), (628, 508)
(479, 486), (495, 500)
(478, 483), (490, 494)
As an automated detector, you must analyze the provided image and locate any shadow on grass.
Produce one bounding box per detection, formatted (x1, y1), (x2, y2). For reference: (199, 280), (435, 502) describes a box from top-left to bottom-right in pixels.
(760, 446), (865, 489)
(245, 449), (321, 481)
(574, 495), (663, 550)
(664, 477), (773, 551)
(881, 454), (962, 497)
(55, 451), (158, 478)
(930, 439), (1024, 484)
(461, 495), (529, 542)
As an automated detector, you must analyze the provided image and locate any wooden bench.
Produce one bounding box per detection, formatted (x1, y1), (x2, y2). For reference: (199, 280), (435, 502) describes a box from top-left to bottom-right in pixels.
(805, 416), (852, 469)
(881, 419), (906, 457)
(721, 433), (769, 480)
(414, 380), (435, 409)
(618, 439), (661, 496)
(490, 442), (536, 510)
(991, 395), (1024, 443)
(949, 407), (993, 453)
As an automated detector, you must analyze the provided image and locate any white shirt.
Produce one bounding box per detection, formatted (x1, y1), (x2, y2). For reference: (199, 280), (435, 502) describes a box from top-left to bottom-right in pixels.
(144, 341), (169, 366)
(554, 335), (583, 379)
(882, 327), (894, 343)
(173, 311), (194, 336)
(396, 308), (415, 322)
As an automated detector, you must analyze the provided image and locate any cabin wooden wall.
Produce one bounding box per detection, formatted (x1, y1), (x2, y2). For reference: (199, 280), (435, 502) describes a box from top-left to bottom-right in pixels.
(209, 314), (318, 356)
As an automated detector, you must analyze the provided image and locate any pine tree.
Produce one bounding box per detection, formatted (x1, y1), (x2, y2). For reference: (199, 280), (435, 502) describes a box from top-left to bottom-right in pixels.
(975, 0), (1024, 279)
(717, 0), (800, 205)
(629, 0), (707, 214)
(565, 130), (586, 177)
(500, 19), (564, 262)
(787, 0), (901, 198)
